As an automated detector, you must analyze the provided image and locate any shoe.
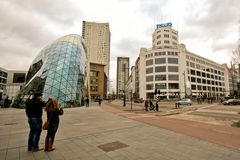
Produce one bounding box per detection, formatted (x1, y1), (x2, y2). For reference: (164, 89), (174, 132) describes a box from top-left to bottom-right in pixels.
(32, 148), (44, 152)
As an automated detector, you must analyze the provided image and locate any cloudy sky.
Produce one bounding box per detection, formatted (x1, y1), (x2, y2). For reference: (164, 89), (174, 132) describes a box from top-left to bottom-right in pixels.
(0, 0), (240, 91)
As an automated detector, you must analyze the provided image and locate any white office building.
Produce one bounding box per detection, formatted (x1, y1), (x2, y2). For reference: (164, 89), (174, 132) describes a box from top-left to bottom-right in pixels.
(136, 23), (227, 100)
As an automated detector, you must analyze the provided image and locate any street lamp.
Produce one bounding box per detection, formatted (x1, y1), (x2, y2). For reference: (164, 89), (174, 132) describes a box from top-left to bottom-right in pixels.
(122, 63), (129, 107)
(183, 71), (186, 98)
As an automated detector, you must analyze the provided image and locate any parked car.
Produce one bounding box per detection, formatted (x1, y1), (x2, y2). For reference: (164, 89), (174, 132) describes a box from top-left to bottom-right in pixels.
(223, 99), (240, 105)
(176, 98), (192, 105)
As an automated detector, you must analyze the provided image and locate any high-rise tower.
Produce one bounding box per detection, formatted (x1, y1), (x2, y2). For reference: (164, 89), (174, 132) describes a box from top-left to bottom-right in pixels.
(82, 21), (111, 84)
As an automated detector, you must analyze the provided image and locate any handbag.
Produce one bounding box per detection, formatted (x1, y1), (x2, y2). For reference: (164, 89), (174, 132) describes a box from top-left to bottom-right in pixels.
(42, 121), (49, 130)
(42, 113), (53, 130)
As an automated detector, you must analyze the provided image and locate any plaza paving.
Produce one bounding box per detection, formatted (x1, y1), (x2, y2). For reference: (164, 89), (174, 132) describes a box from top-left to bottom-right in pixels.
(0, 102), (240, 160)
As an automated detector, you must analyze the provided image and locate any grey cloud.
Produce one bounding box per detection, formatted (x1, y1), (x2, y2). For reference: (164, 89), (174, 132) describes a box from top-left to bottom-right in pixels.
(115, 38), (150, 55)
(212, 41), (236, 53)
(0, 0), (84, 70)
(3, 0), (83, 26)
(138, 0), (168, 18)
(183, 0), (240, 38)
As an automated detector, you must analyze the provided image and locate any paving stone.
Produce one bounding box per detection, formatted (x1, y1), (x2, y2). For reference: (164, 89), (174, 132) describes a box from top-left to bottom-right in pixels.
(0, 105), (240, 160)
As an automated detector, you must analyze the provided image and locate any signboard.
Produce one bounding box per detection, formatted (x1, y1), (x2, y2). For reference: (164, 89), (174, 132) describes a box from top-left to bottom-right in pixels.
(156, 22), (172, 29)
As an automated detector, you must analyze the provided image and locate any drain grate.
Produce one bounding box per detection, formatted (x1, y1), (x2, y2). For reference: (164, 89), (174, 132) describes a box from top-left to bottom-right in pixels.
(98, 141), (128, 152)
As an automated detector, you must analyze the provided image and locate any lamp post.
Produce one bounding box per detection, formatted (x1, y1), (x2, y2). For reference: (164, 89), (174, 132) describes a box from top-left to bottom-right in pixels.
(183, 71), (186, 98)
(123, 73), (126, 107)
(122, 63), (129, 107)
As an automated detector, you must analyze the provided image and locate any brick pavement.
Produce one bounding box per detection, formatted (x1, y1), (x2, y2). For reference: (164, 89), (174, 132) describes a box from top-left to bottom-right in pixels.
(0, 103), (240, 160)
(103, 101), (240, 150)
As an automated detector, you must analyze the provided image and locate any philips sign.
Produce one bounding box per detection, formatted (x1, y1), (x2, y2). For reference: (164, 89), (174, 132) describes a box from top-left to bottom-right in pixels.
(156, 22), (172, 29)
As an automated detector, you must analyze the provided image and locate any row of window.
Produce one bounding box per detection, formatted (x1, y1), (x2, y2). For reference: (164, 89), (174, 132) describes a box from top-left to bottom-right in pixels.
(0, 78), (7, 83)
(147, 74), (179, 82)
(189, 77), (224, 86)
(0, 71), (7, 78)
(146, 83), (224, 92)
(191, 85), (223, 92)
(146, 58), (178, 66)
(146, 83), (179, 90)
(146, 52), (178, 58)
(186, 55), (223, 71)
(187, 61), (224, 76)
(146, 66), (178, 74)
(0, 84), (6, 90)
(155, 34), (177, 40)
(188, 69), (224, 80)
(156, 30), (177, 35)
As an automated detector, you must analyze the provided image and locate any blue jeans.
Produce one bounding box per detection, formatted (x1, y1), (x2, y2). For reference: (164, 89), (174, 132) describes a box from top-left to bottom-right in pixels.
(28, 117), (42, 150)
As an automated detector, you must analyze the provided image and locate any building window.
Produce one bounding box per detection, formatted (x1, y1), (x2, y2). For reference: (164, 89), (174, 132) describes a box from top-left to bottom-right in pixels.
(164, 40), (170, 44)
(155, 58), (166, 64)
(191, 85), (196, 90)
(146, 84), (153, 90)
(164, 34), (169, 38)
(190, 69), (195, 75)
(202, 72), (206, 77)
(191, 77), (196, 82)
(202, 79), (206, 84)
(155, 66), (166, 72)
(155, 75), (166, 81)
(168, 66), (178, 72)
(155, 83), (167, 89)
(146, 76), (153, 82)
(197, 78), (201, 83)
(13, 73), (26, 83)
(168, 75), (179, 81)
(0, 71), (8, 78)
(146, 59), (153, 66)
(90, 71), (99, 77)
(197, 85), (202, 90)
(168, 58), (178, 64)
(90, 86), (98, 92)
(146, 67), (153, 74)
(207, 80), (210, 84)
(190, 62), (195, 68)
(168, 83), (179, 89)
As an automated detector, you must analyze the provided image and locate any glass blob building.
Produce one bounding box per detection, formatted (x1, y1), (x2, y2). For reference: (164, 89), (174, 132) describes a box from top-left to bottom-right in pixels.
(17, 34), (87, 106)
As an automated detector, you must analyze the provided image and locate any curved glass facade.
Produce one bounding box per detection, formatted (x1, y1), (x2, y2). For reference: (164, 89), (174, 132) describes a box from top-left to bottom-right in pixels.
(17, 34), (87, 106)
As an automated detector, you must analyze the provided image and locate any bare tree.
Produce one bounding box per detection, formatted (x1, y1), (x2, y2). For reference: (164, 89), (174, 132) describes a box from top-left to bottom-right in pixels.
(231, 41), (240, 65)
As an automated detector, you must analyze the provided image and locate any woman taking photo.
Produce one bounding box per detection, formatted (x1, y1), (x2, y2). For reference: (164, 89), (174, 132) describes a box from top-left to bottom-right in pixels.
(44, 98), (63, 151)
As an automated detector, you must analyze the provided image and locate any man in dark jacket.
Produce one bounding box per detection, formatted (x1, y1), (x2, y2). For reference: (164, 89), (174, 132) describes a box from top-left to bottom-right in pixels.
(25, 93), (45, 152)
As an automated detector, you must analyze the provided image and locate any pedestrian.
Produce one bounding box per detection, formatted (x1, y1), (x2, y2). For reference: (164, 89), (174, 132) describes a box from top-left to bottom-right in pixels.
(25, 92), (45, 152)
(155, 101), (159, 111)
(3, 96), (10, 108)
(98, 97), (102, 106)
(149, 99), (155, 111)
(85, 97), (89, 107)
(144, 99), (149, 111)
(44, 97), (63, 152)
(197, 97), (200, 104)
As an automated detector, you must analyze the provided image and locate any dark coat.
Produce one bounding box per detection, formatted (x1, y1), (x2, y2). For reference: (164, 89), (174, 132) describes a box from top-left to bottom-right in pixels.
(25, 97), (45, 118)
(47, 108), (63, 124)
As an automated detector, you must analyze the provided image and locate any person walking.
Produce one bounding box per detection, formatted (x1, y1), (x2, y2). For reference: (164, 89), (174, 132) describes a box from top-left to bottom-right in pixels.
(85, 97), (89, 107)
(44, 98), (63, 151)
(3, 96), (10, 108)
(25, 93), (45, 152)
(144, 99), (149, 111)
(155, 101), (159, 111)
(98, 97), (102, 106)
